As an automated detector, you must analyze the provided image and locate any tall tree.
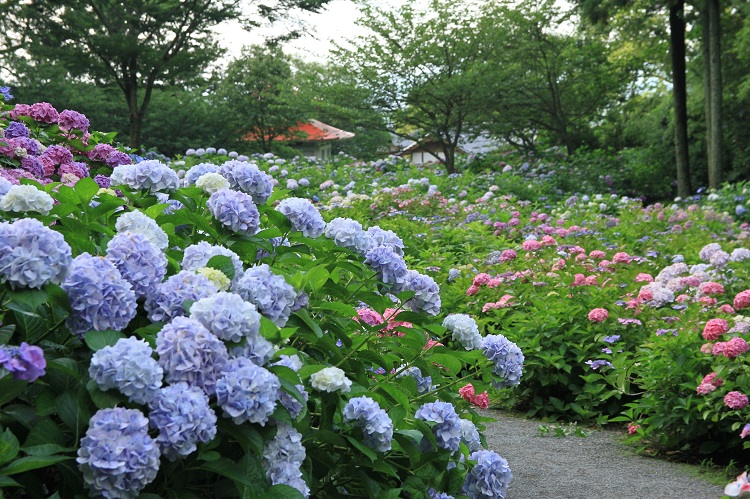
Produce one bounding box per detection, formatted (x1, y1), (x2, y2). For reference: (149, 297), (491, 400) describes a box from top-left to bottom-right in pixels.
(703, 0), (723, 188)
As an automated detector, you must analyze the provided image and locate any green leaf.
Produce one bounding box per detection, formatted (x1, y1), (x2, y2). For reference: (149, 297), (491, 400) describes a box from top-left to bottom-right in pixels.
(86, 380), (123, 409)
(145, 203), (170, 219)
(426, 351), (462, 375)
(376, 383), (411, 409)
(21, 444), (73, 457)
(302, 266), (329, 291)
(205, 255), (236, 280)
(84, 330), (124, 351)
(267, 484), (305, 498)
(346, 435), (378, 462)
(315, 302), (357, 318)
(74, 177), (100, 203)
(0, 429), (20, 466)
(199, 454), (267, 497)
(291, 309), (322, 338)
(0, 376), (28, 407)
(0, 475), (20, 487)
(0, 455), (71, 475)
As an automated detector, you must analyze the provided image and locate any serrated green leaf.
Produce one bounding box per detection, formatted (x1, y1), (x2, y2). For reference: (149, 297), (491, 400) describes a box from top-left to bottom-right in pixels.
(0, 429), (20, 466)
(206, 255), (236, 280)
(84, 330), (124, 351)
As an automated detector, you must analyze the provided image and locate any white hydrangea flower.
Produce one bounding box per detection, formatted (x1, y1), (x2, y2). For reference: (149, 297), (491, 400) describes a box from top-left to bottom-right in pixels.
(443, 313), (482, 350)
(0, 184), (54, 215)
(115, 210), (168, 250)
(195, 172), (230, 194)
(310, 367), (351, 393)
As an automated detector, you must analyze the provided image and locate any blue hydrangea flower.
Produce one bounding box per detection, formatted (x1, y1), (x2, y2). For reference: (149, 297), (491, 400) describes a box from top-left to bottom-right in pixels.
(324, 217), (373, 256)
(5, 122), (30, 139)
(89, 337), (163, 404)
(462, 450), (512, 499)
(156, 317), (228, 396)
(106, 232), (167, 299)
(402, 270), (441, 316)
(459, 418), (482, 453)
(367, 226), (405, 256)
(263, 423), (309, 497)
(181, 241), (244, 287)
(0, 218), (72, 289)
(115, 210), (169, 250)
(184, 162), (220, 186)
(215, 357), (280, 425)
(189, 291), (261, 343)
(218, 160), (274, 204)
(443, 314), (482, 350)
(365, 246), (408, 290)
(0, 342), (46, 382)
(276, 197), (326, 238)
(415, 401), (461, 452)
(144, 270), (217, 323)
(207, 188), (261, 236)
(232, 264), (297, 327)
(397, 366), (432, 395)
(342, 396), (394, 452)
(0, 177), (13, 198)
(228, 333), (276, 366)
(110, 159), (180, 192)
(148, 382), (217, 461)
(63, 253), (137, 337)
(428, 489), (455, 499)
(77, 408), (160, 499)
(154, 192), (184, 214)
(481, 334), (524, 389)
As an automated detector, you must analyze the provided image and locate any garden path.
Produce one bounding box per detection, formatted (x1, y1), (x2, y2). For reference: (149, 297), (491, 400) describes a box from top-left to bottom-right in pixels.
(481, 409), (726, 499)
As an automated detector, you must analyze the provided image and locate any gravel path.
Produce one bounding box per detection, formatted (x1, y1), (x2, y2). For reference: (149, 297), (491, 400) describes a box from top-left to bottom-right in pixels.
(481, 409), (725, 499)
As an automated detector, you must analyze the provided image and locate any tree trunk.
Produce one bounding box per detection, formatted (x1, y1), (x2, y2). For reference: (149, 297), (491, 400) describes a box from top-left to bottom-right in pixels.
(707, 0), (723, 188)
(443, 145), (456, 175)
(129, 113), (142, 150)
(669, 0), (691, 198)
(702, 3), (712, 176)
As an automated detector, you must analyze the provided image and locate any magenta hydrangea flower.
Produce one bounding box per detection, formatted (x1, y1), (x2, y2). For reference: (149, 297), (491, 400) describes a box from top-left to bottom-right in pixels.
(724, 391), (749, 410)
(57, 109), (90, 132)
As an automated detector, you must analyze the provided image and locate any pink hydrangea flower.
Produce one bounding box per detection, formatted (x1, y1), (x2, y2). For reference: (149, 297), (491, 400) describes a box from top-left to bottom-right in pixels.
(696, 383), (717, 395)
(355, 308), (385, 327)
(734, 290), (750, 310)
(466, 285), (479, 296)
(588, 308), (608, 323)
(473, 273), (492, 286)
(522, 240), (542, 251)
(499, 249), (517, 262)
(627, 422), (641, 435)
(724, 391), (749, 410)
(613, 252), (632, 264)
(638, 289), (654, 302)
(699, 296), (717, 306)
(700, 282), (725, 295)
(721, 337), (749, 358)
(571, 274), (586, 287)
(541, 235), (557, 246)
(718, 304), (735, 314)
(589, 250), (606, 260)
(635, 273), (654, 283)
(702, 318), (729, 341)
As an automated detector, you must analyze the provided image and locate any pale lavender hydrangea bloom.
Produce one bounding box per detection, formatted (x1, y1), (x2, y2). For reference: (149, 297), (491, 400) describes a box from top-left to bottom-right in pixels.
(365, 246), (408, 290)
(481, 334), (524, 389)
(106, 232), (167, 299)
(0, 218), (72, 289)
(228, 334), (275, 366)
(115, 211), (169, 250)
(276, 197), (326, 238)
(207, 188), (261, 235)
(0, 176), (13, 198)
(181, 241), (243, 287)
(233, 264), (297, 327)
(286, 178), (299, 190)
(367, 226), (405, 257)
(324, 217), (374, 256)
(77, 408), (160, 499)
(443, 314), (482, 350)
(218, 160), (274, 204)
(402, 270), (441, 316)
(342, 396), (394, 452)
(709, 250), (730, 269)
(730, 248), (750, 262)
(462, 450), (512, 499)
(216, 357), (280, 425)
(148, 382), (217, 461)
(262, 423), (309, 497)
(144, 270), (217, 323)
(459, 418), (482, 453)
(156, 317), (228, 396)
(0, 342), (46, 382)
(89, 337), (163, 404)
(63, 253), (137, 337)
(699, 243), (722, 262)
(415, 401), (461, 452)
(189, 291), (261, 343)
(184, 162), (220, 186)
(428, 489), (455, 499)
(57, 109), (90, 131)
(397, 366), (432, 394)
(110, 160), (179, 193)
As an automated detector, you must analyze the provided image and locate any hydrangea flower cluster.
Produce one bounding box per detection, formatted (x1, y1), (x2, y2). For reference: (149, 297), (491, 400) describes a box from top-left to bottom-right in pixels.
(397, 366), (432, 394)
(195, 172), (229, 194)
(481, 334), (524, 388)
(0, 342), (46, 382)
(189, 291), (261, 343)
(415, 401), (461, 451)
(233, 264), (297, 327)
(181, 241), (244, 287)
(0, 184), (54, 214)
(89, 337), (163, 404)
(110, 160), (180, 192)
(402, 270), (441, 316)
(62, 253), (137, 337)
(148, 382), (218, 461)
(77, 408), (160, 499)
(342, 396), (394, 452)
(272, 355), (308, 419)
(462, 450), (512, 499)
(218, 160), (274, 204)
(459, 418), (482, 453)
(228, 333), (276, 366)
(0, 218), (72, 289)
(106, 232), (167, 299)
(276, 197), (327, 238)
(184, 162), (220, 185)
(443, 314), (483, 350)
(262, 423), (309, 497)
(156, 317), (228, 395)
(144, 270), (217, 323)
(115, 210), (169, 250)
(216, 357), (280, 425)
(324, 217), (373, 256)
(310, 366), (352, 393)
(365, 246), (408, 290)
(367, 226), (405, 256)
(206, 188), (261, 235)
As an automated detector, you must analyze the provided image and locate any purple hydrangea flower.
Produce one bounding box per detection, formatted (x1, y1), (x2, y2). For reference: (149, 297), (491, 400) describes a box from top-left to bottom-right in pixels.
(216, 357), (280, 425)
(402, 270), (441, 316)
(94, 174), (111, 189)
(181, 241), (243, 287)
(462, 450), (512, 499)
(144, 270), (217, 323)
(397, 366), (432, 395)
(232, 264), (297, 327)
(324, 217), (374, 256)
(58, 161), (90, 179)
(415, 401), (461, 452)
(106, 232), (167, 299)
(603, 335), (620, 343)
(148, 382), (218, 461)
(429, 489), (455, 499)
(0, 342), (46, 382)
(0, 218), (72, 289)
(106, 151), (133, 168)
(184, 162), (220, 186)
(89, 337), (162, 404)
(585, 359), (614, 370)
(262, 423), (309, 497)
(156, 316), (228, 396)
(110, 160), (179, 193)
(57, 109), (90, 132)
(276, 197), (326, 238)
(343, 396), (394, 452)
(481, 334), (524, 389)
(4, 122), (29, 139)
(27, 102), (59, 123)
(189, 291), (261, 343)
(219, 160), (274, 204)
(207, 188), (261, 236)
(367, 226), (405, 256)
(62, 253), (137, 337)
(365, 246), (408, 290)
(77, 408), (160, 499)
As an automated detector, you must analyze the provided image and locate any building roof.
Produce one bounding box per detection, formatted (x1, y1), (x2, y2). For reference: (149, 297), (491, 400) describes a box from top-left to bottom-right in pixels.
(244, 120), (355, 143)
(398, 140), (466, 156)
